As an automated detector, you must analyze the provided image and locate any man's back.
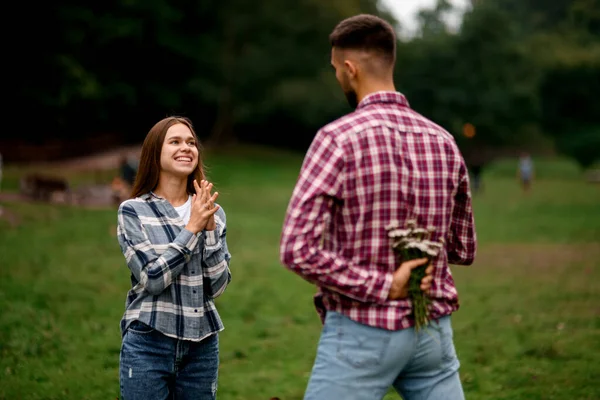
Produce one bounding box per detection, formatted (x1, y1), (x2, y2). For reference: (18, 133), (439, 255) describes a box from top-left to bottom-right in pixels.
(285, 16), (472, 399)
(281, 91), (476, 330)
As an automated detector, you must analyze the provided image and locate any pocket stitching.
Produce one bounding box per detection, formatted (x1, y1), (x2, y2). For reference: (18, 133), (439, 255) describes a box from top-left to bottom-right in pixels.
(127, 321), (155, 335)
(440, 325), (456, 362)
(335, 320), (391, 368)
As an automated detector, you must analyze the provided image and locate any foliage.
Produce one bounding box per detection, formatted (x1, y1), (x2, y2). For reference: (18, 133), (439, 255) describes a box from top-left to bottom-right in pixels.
(6, 0), (599, 169)
(10, 0), (385, 149)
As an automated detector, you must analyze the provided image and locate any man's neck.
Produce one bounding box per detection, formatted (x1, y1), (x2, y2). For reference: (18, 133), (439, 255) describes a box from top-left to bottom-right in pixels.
(153, 174), (189, 206)
(356, 80), (396, 105)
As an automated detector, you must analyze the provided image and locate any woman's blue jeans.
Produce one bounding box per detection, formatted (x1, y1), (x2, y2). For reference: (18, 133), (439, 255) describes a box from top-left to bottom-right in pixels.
(119, 321), (219, 400)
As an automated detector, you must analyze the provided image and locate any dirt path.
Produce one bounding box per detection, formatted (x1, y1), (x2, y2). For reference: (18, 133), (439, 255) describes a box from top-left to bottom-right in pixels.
(0, 145), (141, 220)
(20, 144), (142, 172)
(473, 243), (600, 269)
(0, 187), (117, 212)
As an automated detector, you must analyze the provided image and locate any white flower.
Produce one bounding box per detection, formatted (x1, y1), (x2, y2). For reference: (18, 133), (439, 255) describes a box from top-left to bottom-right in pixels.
(388, 221), (443, 257)
(385, 222), (401, 231)
(411, 228), (429, 240)
(404, 241), (441, 257)
(388, 228), (412, 238)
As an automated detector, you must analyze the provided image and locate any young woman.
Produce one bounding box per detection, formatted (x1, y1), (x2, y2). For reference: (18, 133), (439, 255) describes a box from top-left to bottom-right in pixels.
(116, 116), (231, 400)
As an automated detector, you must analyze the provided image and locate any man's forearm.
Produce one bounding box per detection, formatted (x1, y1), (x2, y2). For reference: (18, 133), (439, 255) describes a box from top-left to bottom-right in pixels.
(281, 238), (393, 304)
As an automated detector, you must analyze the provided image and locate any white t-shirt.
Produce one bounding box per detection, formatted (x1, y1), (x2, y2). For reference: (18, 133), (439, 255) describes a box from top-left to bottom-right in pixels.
(174, 195), (192, 225)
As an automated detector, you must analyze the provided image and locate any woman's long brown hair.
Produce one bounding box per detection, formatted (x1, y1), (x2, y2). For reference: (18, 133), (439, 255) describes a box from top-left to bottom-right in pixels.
(130, 116), (205, 199)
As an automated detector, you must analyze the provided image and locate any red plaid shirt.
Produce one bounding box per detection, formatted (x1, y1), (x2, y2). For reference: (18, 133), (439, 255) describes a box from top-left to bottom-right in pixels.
(280, 91), (476, 331)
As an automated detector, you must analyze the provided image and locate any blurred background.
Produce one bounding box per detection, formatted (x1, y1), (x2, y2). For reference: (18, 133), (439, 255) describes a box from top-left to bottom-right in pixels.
(0, 1), (599, 399)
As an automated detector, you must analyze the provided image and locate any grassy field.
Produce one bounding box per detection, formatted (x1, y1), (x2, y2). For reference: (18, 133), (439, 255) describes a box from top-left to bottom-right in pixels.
(1, 147), (599, 400)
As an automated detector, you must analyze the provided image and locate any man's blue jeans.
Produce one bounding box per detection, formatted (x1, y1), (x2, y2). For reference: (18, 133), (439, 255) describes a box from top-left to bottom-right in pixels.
(119, 320), (219, 400)
(304, 312), (465, 400)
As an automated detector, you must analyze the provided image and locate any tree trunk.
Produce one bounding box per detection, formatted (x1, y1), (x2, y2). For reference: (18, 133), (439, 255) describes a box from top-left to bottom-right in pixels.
(209, 88), (236, 147)
(208, 17), (237, 147)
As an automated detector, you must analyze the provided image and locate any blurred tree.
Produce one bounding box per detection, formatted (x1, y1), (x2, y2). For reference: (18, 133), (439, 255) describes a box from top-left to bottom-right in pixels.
(9, 0), (392, 155)
(204, 0), (392, 147)
(397, 1), (539, 152)
(417, 0), (453, 37)
(494, 0), (600, 168)
(540, 64), (600, 169)
(5, 0), (598, 165)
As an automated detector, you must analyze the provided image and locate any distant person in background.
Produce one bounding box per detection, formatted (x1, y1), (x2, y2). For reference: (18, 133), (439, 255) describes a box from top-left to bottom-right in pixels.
(462, 144), (487, 196)
(116, 116), (231, 400)
(120, 154), (137, 186)
(111, 155), (138, 205)
(469, 163), (484, 195)
(518, 152), (534, 193)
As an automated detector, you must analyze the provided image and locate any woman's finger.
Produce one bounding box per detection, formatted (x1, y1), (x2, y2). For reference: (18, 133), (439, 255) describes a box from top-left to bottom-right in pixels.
(194, 180), (204, 201)
(205, 183), (213, 204)
(199, 180), (209, 202)
(207, 204), (220, 215)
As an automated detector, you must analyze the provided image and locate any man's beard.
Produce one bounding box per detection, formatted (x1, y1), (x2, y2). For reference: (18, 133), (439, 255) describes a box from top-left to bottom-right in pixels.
(344, 89), (358, 109)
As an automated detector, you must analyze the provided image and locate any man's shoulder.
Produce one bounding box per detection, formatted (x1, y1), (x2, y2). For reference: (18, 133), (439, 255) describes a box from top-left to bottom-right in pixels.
(320, 105), (456, 145)
(318, 108), (383, 143)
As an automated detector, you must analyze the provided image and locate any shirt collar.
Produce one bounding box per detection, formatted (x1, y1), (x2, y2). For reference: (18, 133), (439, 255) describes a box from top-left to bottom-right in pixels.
(356, 91), (410, 110)
(143, 192), (192, 206)
(140, 192), (161, 201)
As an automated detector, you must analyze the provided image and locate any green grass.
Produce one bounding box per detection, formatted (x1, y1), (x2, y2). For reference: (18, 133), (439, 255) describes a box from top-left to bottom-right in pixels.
(483, 156), (585, 181)
(1, 148), (599, 400)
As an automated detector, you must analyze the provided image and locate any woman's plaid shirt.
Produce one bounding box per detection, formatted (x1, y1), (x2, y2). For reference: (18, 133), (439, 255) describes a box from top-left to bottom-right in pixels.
(280, 91), (476, 331)
(117, 192), (231, 341)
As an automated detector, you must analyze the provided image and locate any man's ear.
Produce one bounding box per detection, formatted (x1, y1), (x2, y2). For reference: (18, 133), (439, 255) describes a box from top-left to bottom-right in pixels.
(344, 59), (358, 79)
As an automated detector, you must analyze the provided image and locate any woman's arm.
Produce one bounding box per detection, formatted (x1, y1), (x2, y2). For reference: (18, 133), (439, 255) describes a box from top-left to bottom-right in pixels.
(117, 202), (199, 295)
(202, 206), (232, 298)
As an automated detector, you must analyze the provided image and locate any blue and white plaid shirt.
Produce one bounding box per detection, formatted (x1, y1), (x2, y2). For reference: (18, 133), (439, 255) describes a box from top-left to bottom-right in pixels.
(117, 192), (231, 341)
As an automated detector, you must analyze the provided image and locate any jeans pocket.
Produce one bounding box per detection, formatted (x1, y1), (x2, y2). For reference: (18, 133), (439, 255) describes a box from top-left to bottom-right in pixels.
(440, 321), (457, 363)
(127, 320), (155, 335)
(335, 314), (390, 368)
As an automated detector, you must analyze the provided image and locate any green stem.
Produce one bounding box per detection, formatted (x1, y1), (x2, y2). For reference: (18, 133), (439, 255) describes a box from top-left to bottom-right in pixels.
(408, 253), (431, 331)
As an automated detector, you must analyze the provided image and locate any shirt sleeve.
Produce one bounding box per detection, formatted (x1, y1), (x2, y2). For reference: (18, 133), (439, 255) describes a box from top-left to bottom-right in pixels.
(279, 130), (393, 304)
(201, 206), (232, 299)
(447, 161), (477, 265)
(117, 202), (199, 295)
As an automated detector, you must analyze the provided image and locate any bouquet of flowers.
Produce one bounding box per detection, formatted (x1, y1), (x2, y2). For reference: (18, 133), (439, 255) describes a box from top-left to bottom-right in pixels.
(386, 219), (444, 331)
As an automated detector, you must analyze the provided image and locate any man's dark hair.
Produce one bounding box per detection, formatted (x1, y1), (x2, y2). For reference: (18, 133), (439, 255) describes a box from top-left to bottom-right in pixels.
(329, 14), (396, 63)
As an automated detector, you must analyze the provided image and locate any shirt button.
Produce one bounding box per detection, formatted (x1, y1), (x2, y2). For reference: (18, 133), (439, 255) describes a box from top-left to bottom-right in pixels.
(191, 271), (195, 274)
(193, 290), (197, 294)
(194, 309), (198, 312)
